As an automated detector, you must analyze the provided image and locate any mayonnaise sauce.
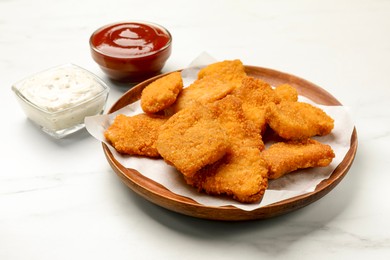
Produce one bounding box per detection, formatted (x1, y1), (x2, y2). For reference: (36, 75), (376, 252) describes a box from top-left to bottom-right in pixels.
(13, 64), (109, 138)
(18, 65), (105, 112)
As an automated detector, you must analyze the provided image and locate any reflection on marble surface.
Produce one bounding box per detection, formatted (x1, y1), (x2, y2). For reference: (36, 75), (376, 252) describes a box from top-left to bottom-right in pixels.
(1, 0), (390, 259)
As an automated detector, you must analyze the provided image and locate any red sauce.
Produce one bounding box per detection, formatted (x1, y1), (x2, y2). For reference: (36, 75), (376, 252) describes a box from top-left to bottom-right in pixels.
(91, 22), (171, 58)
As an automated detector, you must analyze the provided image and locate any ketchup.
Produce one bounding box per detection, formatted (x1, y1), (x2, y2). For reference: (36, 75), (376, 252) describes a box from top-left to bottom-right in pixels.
(91, 22), (171, 58)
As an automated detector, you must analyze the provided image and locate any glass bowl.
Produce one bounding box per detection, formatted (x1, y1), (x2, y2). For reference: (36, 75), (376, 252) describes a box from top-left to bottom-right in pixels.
(12, 64), (110, 138)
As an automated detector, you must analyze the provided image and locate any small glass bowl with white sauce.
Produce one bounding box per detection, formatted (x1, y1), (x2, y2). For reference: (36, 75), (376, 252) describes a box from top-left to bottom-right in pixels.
(12, 64), (110, 138)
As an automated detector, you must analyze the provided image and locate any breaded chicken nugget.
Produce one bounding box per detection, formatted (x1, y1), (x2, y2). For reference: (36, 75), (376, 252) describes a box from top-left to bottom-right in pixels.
(208, 95), (265, 151)
(104, 113), (168, 157)
(167, 77), (236, 114)
(167, 60), (247, 114)
(266, 101), (334, 140)
(261, 139), (335, 179)
(233, 76), (280, 105)
(197, 59), (247, 87)
(232, 77), (280, 133)
(182, 96), (268, 203)
(156, 103), (228, 178)
(274, 83), (298, 102)
(186, 147), (269, 203)
(141, 72), (183, 114)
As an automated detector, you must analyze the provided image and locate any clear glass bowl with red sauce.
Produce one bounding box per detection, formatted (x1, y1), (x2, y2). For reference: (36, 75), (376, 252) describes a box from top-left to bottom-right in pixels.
(89, 21), (172, 83)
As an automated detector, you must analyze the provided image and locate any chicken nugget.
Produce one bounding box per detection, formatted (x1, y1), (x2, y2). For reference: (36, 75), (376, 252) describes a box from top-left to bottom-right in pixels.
(104, 113), (168, 157)
(181, 96), (268, 203)
(167, 60), (246, 114)
(266, 101), (334, 140)
(232, 77), (280, 133)
(186, 147), (269, 203)
(208, 95), (265, 151)
(261, 139), (335, 179)
(141, 72), (183, 114)
(156, 104), (228, 178)
(167, 77), (235, 114)
(274, 83), (298, 102)
(197, 59), (247, 87)
(233, 76), (280, 105)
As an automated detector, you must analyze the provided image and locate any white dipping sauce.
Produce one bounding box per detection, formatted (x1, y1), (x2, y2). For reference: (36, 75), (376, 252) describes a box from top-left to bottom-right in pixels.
(13, 64), (109, 138)
(19, 66), (104, 112)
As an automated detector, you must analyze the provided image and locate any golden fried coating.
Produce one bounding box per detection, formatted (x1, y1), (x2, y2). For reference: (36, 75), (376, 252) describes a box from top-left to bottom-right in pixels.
(274, 83), (298, 102)
(266, 101), (334, 140)
(232, 77), (280, 133)
(156, 104), (228, 178)
(104, 58), (338, 204)
(261, 139), (335, 179)
(197, 59), (247, 87)
(208, 95), (265, 151)
(141, 72), (183, 114)
(167, 77), (236, 114)
(167, 60), (247, 115)
(233, 76), (280, 105)
(104, 114), (168, 157)
(180, 96), (268, 203)
(186, 147), (269, 203)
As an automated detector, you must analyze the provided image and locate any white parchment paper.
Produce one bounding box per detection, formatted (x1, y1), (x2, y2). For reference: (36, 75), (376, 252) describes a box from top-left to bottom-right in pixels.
(85, 56), (355, 211)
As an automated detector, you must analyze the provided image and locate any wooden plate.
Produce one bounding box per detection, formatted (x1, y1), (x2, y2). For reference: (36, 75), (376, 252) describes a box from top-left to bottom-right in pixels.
(102, 65), (358, 221)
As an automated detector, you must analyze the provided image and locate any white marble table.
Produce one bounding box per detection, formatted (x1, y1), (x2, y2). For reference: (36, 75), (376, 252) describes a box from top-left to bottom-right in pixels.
(1, 0), (390, 259)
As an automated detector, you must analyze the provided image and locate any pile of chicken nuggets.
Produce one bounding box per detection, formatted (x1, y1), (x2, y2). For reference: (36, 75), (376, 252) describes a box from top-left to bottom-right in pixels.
(104, 60), (335, 204)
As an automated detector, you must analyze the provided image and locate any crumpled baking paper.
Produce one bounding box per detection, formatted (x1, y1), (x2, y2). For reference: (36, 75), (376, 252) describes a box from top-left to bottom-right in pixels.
(85, 55), (355, 211)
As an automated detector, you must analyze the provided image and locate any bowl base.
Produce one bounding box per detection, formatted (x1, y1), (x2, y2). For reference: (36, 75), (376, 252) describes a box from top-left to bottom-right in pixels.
(40, 123), (86, 139)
